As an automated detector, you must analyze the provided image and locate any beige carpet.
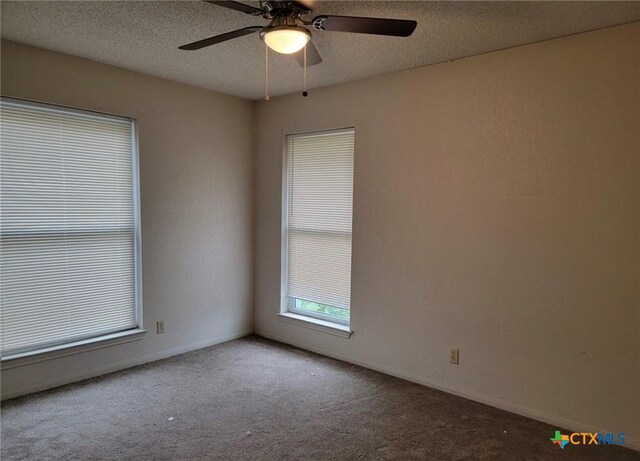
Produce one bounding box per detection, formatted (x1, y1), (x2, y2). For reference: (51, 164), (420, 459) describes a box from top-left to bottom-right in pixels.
(1, 336), (638, 460)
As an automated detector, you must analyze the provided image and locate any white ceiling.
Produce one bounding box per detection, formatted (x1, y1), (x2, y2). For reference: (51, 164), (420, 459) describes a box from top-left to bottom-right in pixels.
(2, 1), (640, 100)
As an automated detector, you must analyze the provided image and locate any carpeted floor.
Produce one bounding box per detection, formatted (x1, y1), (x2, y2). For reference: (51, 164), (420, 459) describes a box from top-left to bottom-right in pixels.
(1, 336), (638, 461)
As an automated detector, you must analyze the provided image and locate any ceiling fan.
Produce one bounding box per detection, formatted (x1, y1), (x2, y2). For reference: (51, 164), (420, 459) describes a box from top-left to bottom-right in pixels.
(179, 0), (418, 68)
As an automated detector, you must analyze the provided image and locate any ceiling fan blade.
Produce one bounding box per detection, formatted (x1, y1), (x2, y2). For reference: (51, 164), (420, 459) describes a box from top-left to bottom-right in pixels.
(289, 1), (313, 14)
(205, 1), (263, 15)
(179, 26), (262, 50)
(312, 15), (417, 37)
(294, 41), (322, 67)
(297, 0), (318, 9)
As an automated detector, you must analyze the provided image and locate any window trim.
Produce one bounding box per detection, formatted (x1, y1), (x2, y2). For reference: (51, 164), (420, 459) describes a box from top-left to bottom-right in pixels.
(278, 312), (352, 338)
(0, 96), (144, 360)
(280, 127), (354, 331)
(0, 328), (147, 369)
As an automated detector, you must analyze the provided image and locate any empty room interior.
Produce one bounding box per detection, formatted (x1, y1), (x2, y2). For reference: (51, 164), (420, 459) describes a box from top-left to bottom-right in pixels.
(0, 1), (639, 460)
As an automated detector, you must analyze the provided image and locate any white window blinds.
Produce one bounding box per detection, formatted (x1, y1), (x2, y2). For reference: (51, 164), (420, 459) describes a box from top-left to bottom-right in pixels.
(285, 129), (354, 310)
(0, 98), (139, 357)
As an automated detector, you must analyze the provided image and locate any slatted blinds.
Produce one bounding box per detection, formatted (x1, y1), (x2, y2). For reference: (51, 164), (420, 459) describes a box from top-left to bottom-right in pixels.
(0, 98), (139, 357)
(285, 129), (354, 312)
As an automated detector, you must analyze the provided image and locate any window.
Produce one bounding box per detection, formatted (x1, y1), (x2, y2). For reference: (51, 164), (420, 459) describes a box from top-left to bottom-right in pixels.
(0, 98), (141, 358)
(283, 128), (354, 326)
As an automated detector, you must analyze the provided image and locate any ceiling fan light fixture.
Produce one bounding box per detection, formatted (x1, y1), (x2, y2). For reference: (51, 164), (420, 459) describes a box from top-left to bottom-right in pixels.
(262, 27), (311, 54)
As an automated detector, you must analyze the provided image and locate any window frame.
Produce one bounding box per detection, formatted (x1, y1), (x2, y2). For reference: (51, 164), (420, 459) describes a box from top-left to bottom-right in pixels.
(280, 127), (354, 328)
(288, 297), (350, 326)
(0, 97), (144, 363)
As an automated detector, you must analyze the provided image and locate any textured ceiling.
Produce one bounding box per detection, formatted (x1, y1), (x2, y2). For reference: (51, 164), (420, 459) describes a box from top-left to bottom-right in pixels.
(2, 1), (640, 100)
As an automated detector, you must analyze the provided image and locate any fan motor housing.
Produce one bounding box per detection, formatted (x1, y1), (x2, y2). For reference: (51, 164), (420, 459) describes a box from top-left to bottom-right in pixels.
(260, 1), (311, 19)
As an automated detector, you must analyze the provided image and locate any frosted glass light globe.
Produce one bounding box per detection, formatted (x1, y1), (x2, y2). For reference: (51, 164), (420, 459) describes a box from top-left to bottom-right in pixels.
(263, 28), (310, 54)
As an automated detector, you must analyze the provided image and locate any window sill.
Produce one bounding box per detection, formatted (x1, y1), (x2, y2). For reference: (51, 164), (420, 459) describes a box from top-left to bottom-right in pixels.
(0, 328), (147, 370)
(277, 312), (352, 338)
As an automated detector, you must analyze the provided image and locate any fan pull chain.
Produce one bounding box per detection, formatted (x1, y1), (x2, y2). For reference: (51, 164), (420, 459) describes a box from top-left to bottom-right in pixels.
(302, 43), (308, 97)
(264, 42), (270, 102)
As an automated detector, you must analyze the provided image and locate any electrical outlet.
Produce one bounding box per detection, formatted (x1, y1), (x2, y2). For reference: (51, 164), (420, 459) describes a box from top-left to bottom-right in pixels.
(449, 348), (459, 365)
(156, 320), (165, 334)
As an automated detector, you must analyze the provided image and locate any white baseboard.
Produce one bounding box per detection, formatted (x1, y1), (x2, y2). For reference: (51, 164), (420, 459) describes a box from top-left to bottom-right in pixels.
(255, 328), (640, 452)
(1, 329), (253, 401)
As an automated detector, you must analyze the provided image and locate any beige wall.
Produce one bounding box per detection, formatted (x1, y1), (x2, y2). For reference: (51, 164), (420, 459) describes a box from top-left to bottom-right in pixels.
(1, 40), (254, 398)
(253, 23), (640, 445)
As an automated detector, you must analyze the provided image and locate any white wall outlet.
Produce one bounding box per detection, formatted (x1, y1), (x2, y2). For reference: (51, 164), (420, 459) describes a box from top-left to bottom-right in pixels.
(156, 320), (165, 334)
(449, 348), (459, 364)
